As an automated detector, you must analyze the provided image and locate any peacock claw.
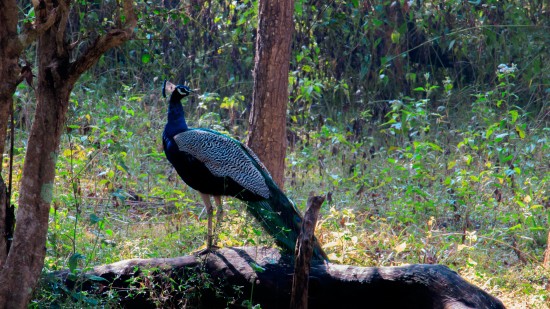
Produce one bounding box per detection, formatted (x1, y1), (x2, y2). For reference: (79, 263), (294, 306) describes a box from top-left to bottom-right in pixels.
(194, 245), (220, 256)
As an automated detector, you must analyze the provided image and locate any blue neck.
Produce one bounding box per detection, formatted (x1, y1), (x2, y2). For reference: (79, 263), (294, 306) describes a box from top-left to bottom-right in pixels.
(165, 98), (188, 136)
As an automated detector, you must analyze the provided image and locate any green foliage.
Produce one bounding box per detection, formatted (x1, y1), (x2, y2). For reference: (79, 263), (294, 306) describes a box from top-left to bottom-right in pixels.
(287, 66), (548, 306)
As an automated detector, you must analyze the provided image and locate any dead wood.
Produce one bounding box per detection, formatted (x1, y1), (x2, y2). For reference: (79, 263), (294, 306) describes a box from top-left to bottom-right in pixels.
(291, 195), (325, 309)
(55, 246), (506, 309)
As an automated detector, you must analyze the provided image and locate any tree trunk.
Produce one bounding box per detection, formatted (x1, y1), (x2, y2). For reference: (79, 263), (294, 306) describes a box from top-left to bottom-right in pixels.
(0, 0), (20, 162)
(0, 1), (136, 307)
(0, 3), (74, 306)
(544, 229), (550, 268)
(0, 177), (7, 265)
(56, 247), (506, 309)
(0, 0), (23, 266)
(247, 0), (295, 188)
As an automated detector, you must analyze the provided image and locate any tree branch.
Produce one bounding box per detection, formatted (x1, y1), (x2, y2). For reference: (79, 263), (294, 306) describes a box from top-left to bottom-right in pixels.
(16, 8), (58, 54)
(55, 1), (70, 57)
(68, 0), (137, 83)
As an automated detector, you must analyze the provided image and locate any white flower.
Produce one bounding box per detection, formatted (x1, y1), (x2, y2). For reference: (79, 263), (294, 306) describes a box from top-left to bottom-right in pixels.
(498, 63), (517, 74)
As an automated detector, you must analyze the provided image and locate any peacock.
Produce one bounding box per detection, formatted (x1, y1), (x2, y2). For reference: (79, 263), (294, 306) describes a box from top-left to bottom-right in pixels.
(161, 80), (328, 261)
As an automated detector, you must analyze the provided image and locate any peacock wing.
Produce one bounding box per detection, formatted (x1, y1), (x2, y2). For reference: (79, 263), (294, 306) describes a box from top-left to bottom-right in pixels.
(239, 143), (272, 179)
(173, 129), (271, 199)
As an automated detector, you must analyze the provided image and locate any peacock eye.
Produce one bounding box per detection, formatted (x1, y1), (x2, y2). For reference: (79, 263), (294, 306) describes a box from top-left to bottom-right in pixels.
(176, 86), (192, 96)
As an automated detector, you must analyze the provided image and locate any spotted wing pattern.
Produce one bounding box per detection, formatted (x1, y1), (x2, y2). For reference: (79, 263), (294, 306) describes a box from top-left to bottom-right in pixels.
(173, 129), (270, 199)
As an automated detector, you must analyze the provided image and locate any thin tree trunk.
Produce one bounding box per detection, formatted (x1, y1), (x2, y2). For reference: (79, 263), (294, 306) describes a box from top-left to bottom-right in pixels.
(0, 1), (136, 307)
(247, 0), (295, 188)
(544, 229), (550, 268)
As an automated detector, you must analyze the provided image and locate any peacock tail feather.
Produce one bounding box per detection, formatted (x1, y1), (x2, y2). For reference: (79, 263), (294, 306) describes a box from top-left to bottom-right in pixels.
(243, 156), (328, 261)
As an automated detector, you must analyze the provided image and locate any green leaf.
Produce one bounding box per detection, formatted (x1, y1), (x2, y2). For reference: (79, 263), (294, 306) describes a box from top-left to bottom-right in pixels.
(447, 160), (456, 170)
(464, 154), (472, 165)
(295, 0), (303, 16)
(390, 31), (400, 43)
(86, 274), (108, 282)
(486, 125), (496, 139)
(426, 142), (442, 152)
(372, 19), (383, 27)
(27, 7), (35, 18)
(141, 54), (151, 64)
(515, 125), (526, 139)
(118, 159), (129, 173)
(501, 154), (513, 163)
(448, 39), (455, 51)
(68, 253), (85, 272)
(509, 110), (519, 123)
(252, 228), (262, 236)
(90, 214), (102, 224)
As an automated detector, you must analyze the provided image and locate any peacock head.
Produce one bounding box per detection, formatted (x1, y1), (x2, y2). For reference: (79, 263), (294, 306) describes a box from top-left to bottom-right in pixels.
(163, 80), (193, 102)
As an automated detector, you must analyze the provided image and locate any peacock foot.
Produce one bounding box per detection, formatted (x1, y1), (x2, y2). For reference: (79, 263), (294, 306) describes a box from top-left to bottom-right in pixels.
(194, 245), (221, 256)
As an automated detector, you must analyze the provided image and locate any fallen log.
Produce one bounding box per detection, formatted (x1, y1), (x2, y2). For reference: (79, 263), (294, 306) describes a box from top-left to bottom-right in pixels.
(55, 246), (505, 308)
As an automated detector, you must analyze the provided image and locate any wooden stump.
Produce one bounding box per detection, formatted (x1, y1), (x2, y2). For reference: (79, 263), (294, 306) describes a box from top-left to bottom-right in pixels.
(290, 195), (325, 309)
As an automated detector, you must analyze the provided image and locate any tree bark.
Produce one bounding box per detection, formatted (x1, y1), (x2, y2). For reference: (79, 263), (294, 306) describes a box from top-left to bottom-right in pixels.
(0, 177), (7, 265)
(56, 246), (506, 309)
(0, 3), (17, 165)
(0, 1), (136, 307)
(0, 0), (62, 267)
(0, 0), (24, 267)
(247, 0), (295, 188)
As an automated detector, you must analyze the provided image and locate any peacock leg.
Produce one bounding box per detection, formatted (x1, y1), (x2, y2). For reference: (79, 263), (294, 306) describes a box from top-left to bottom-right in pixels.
(200, 193), (214, 249)
(213, 195), (223, 244)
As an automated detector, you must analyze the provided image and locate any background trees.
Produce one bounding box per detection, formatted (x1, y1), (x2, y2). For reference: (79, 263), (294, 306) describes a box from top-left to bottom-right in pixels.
(0, 0), (548, 307)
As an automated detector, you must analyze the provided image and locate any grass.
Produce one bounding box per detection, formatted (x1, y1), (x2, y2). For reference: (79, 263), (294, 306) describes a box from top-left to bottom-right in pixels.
(13, 76), (549, 308)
